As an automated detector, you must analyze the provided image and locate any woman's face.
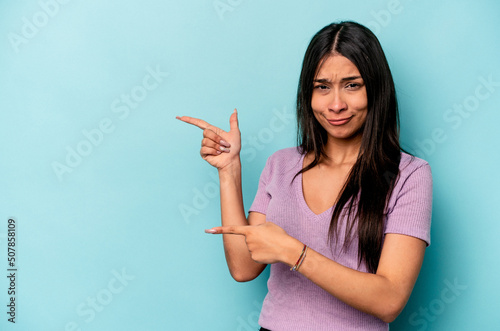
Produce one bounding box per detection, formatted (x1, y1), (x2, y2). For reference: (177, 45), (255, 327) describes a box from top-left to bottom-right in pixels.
(311, 54), (368, 144)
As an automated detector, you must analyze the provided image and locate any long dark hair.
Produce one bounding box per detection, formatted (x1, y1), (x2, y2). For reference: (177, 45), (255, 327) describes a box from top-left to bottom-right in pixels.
(296, 21), (401, 273)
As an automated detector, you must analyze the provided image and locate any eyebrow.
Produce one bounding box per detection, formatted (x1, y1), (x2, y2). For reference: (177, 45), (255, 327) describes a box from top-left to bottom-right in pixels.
(313, 76), (363, 83)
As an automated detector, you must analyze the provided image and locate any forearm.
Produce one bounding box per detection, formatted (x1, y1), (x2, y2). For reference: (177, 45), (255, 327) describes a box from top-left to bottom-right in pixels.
(293, 250), (401, 322)
(219, 159), (246, 226)
(218, 159), (266, 281)
(177, 111), (263, 280)
(280, 235), (424, 323)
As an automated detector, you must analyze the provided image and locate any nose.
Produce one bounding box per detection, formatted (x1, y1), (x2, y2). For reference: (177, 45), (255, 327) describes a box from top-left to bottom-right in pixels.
(328, 91), (347, 113)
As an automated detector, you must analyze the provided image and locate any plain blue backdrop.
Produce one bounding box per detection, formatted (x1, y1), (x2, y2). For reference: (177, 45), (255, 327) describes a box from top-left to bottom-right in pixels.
(0, 0), (499, 330)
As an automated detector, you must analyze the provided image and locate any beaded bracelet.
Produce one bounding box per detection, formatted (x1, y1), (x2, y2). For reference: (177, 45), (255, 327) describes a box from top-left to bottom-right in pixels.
(290, 244), (308, 271)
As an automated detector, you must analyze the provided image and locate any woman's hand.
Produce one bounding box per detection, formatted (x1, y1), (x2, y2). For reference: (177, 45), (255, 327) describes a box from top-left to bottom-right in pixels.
(176, 109), (241, 171)
(205, 222), (303, 265)
(179, 110), (266, 281)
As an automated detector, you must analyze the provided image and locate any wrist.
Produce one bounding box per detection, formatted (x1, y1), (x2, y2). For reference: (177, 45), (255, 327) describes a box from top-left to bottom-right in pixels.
(218, 157), (241, 178)
(282, 238), (305, 267)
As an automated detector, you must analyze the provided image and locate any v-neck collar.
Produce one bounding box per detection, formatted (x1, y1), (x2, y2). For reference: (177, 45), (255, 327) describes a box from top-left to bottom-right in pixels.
(295, 153), (335, 219)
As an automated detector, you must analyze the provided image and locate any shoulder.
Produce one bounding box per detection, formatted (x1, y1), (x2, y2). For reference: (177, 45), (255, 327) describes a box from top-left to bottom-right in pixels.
(269, 146), (302, 158)
(388, 151), (433, 208)
(398, 152), (432, 181)
(261, 147), (304, 175)
(399, 152), (429, 169)
(267, 147), (303, 165)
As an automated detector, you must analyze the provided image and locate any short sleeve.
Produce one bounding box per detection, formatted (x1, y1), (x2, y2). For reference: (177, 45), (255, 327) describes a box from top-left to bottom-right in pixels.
(384, 162), (433, 245)
(248, 157), (274, 215)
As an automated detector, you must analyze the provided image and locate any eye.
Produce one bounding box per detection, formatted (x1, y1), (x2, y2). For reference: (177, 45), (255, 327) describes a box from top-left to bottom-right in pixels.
(314, 85), (329, 90)
(345, 82), (363, 90)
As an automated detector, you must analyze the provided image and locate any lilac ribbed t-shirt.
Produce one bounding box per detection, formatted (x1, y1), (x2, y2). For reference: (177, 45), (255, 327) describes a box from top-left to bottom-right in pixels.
(249, 147), (433, 331)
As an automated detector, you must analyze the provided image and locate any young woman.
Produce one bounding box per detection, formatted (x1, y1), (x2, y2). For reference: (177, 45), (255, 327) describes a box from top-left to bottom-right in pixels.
(177, 21), (432, 331)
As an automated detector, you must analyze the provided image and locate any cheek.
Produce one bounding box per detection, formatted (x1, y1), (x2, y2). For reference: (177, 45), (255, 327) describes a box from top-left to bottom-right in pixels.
(358, 112), (368, 126)
(348, 94), (367, 110)
(353, 91), (368, 110)
(310, 97), (323, 118)
(310, 95), (322, 111)
(311, 107), (324, 123)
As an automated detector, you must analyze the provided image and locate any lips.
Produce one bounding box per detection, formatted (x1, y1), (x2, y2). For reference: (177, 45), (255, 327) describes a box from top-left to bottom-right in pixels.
(327, 116), (353, 126)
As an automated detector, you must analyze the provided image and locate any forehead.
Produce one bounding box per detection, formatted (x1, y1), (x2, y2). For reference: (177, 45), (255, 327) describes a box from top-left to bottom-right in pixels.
(315, 54), (361, 79)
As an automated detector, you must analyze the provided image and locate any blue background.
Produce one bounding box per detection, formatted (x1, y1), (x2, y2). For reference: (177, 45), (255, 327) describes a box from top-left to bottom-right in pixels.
(1, 0), (499, 330)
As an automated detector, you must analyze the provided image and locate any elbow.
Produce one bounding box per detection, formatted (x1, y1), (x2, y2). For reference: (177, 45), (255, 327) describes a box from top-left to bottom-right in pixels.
(231, 272), (255, 283)
(232, 274), (254, 283)
(380, 312), (398, 324)
(228, 267), (260, 283)
(378, 298), (406, 323)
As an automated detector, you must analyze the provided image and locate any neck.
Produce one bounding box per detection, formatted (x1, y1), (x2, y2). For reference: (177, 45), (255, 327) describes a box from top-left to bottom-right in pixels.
(321, 134), (362, 166)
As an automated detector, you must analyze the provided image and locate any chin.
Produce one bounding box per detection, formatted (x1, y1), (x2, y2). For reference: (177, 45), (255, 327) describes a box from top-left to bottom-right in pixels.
(327, 130), (362, 141)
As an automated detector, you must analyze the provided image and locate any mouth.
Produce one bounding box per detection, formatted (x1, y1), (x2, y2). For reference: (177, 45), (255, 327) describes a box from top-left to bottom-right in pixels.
(326, 116), (353, 126)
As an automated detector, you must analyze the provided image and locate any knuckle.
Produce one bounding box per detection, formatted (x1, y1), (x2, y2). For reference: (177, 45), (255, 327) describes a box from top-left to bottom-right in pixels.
(200, 147), (210, 155)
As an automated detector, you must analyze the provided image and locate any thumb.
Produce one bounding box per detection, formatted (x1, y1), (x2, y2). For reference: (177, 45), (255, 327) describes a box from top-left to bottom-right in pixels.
(229, 108), (239, 132)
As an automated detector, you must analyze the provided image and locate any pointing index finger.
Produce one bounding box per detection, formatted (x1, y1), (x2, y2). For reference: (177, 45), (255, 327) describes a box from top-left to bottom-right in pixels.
(205, 225), (249, 236)
(176, 116), (212, 130)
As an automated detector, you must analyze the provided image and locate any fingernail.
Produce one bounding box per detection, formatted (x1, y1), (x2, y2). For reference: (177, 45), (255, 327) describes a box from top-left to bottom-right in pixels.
(205, 229), (217, 234)
(219, 146), (230, 152)
(216, 150), (222, 155)
(220, 140), (231, 147)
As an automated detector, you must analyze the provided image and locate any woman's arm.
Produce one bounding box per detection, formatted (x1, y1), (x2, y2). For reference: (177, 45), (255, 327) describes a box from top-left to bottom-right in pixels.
(177, 110), (266, 281)
(206, 224), (425, 323)
(290, 233), (425, 323)
(218, 162), (267, 281)
(206, 158), (431, 321)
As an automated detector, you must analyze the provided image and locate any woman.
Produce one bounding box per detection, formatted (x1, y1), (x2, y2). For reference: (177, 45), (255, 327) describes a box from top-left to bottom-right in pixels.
(177, 21), (432, 331)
